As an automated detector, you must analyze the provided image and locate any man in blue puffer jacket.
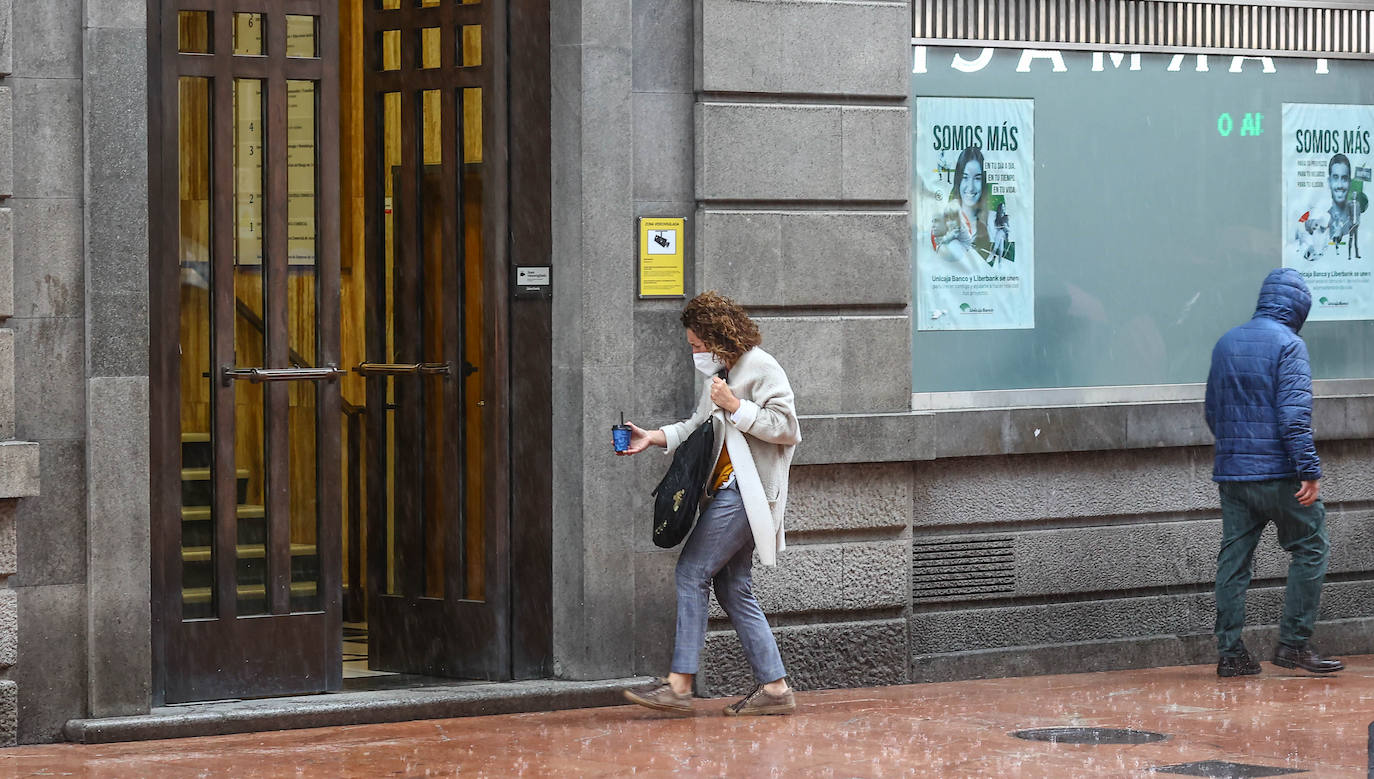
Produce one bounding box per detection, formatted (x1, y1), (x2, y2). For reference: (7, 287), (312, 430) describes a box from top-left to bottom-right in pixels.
(1205, 267), (1343, 677)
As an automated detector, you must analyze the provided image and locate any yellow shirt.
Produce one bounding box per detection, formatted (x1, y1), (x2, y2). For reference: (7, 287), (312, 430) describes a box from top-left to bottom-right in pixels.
(711, 444), (734, 490)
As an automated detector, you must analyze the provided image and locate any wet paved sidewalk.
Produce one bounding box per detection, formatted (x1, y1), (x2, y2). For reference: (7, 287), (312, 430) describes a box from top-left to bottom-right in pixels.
(5, 656), (1374, 777)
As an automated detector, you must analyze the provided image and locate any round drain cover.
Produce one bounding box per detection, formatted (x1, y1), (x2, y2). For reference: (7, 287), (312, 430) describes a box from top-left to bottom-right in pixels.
(1011, 727), (1168, 745)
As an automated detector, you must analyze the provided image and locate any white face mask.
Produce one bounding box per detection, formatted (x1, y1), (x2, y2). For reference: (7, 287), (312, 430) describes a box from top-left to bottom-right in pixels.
(693, 351), (725, 377)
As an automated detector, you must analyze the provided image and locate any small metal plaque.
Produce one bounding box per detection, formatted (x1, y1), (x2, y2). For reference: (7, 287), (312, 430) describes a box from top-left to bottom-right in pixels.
(513, 266), (551, 299)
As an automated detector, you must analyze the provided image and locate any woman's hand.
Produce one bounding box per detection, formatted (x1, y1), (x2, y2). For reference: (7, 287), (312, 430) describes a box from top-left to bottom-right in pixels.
(710, 377), (741, 414)
(618, 422), (663, 456)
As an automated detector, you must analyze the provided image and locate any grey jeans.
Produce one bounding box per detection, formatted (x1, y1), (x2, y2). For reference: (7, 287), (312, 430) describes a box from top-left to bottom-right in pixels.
(670, 484), (786, 684)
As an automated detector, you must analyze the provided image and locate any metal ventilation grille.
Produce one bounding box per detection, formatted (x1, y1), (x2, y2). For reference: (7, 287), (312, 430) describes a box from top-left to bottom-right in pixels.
(914, 1), (1374, 58)
(912, 536), (1016, 601)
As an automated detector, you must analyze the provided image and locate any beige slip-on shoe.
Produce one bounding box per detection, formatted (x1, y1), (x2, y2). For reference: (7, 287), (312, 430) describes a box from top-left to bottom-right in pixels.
(623, 678), (693, 714)
(723, 684), (796, 716)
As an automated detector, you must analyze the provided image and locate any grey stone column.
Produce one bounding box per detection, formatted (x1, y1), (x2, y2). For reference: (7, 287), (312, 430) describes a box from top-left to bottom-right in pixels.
(3, 0), (83, 745)
(626, 0), (699, 678)
(550, 0), (642, 678)
(83, 0), (151, 718)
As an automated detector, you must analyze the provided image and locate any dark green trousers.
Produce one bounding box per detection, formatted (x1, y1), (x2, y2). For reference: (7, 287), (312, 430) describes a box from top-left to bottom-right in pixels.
(1215, 478), (1328, 657)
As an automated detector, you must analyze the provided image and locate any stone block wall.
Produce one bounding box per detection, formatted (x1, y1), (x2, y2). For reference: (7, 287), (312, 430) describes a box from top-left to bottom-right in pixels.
(550, 0), (917, 681)
(0, 0), (39, 747)
(0, 0), (147, 744)
(558, 0), (1374, 699)
(699, 435), (1374, 696)
(692, 0), (912, 420)
(689, 0), (913, 695)
(907, 439), (1374, 682)
(700, 462), (911, 693)
(3, 0), (83, 745)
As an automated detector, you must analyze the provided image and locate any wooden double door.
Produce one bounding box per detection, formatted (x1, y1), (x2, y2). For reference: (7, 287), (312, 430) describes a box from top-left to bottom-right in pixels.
(151, 0), (523, 704)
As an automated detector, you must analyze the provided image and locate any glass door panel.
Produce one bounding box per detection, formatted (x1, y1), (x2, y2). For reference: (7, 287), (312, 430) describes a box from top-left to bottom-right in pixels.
(420, 88), (450, 600)
(288, 79), (324, 613)
(232, 77), (269, 616)
(177, 75), (214, 620)
(460, 89), (485, 600)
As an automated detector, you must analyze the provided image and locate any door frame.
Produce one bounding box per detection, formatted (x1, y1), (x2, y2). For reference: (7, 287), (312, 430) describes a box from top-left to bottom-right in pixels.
(506, 0), (553, 679)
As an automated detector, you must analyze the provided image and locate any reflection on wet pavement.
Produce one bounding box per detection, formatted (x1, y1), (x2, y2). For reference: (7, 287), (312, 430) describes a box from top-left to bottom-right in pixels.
(4, 656), (1373, 777)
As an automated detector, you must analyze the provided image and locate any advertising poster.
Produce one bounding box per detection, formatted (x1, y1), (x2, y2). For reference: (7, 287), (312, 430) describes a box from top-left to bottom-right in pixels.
(914, 97), (1035, 330)
(1283, 103), (1374, 320)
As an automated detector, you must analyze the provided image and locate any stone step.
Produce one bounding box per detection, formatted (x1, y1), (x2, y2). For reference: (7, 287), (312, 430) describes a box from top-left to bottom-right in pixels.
(63, 677), (646, 744)
(180, 467), (250, 482)
(181, 581), (318, 605)
(181, 543), (317, 564)
(179, 504), (268, 548)
(180, 545), (321, 592)
(180, 504), (267, 522)
(181, 468), (251, 506)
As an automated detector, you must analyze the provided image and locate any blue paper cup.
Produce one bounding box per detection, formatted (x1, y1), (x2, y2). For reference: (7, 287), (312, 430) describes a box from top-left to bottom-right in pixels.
(612, 425), (631, 452)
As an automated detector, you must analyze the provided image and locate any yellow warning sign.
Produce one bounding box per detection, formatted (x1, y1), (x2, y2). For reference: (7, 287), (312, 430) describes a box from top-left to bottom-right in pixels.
(639, 217), (686, 298)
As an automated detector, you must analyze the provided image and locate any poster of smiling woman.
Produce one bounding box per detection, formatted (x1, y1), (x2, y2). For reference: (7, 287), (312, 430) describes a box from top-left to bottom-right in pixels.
(914, 97), (1035, 331)
(1282, 103), (1374, 321)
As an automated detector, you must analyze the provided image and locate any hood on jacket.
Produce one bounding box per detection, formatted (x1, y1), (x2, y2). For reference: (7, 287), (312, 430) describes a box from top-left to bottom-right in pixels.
(1253, 267), (1312, 332)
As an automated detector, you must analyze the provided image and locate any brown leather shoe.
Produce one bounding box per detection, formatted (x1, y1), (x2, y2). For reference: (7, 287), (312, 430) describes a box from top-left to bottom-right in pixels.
(623, 678), (693, 714)
(1272, 644), (1344, 674)
(723, 685), (796, 716)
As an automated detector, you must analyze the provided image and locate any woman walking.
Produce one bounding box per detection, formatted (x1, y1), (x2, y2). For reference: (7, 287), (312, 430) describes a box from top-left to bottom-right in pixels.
(618, 291), (801, 716)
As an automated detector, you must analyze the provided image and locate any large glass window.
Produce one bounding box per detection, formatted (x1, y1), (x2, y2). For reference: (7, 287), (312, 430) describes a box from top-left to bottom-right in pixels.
(911, 47), (1374, 395)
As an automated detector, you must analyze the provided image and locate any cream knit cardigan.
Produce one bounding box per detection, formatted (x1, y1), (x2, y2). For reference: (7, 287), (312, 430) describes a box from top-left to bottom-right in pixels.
(660, 347), (801, 566)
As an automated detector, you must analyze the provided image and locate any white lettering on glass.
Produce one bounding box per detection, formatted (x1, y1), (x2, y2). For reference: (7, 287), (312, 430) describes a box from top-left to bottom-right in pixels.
(1092, 52), (1141, 71)
(1015, 49), (1067, 73)
(1229, 56), (1277, 73)
(952, 48), (995, 73)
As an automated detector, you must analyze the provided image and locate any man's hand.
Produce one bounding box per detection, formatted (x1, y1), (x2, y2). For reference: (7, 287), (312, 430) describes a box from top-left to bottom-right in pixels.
(1295, 479), (1321, 507)
(710, 376), (740, 414)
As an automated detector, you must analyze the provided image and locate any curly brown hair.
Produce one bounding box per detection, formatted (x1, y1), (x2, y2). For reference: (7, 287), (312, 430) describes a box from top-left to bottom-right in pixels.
(680, 291), (761, 365)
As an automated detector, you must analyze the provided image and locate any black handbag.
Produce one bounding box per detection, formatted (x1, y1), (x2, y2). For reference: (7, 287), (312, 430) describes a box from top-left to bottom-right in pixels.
(650, 419), (716, 548)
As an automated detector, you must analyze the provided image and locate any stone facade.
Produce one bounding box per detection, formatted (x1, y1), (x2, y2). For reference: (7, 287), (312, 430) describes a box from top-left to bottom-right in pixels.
(552, 0), (1374, 700)
(0, 0), (36, 748)
(0, 0), (1369, 746)
(0, 0), (146, 744)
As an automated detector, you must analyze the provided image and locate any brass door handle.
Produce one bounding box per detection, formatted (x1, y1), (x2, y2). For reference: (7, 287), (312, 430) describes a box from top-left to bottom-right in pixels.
(222, 365), (345, 386)
(354, 362), (452, 377)
(354, 362), (421, 376)
(418, 362), (452, 376)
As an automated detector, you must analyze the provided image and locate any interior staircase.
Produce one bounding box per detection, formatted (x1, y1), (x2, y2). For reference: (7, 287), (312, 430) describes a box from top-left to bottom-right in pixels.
(179, 432), (320, 617)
